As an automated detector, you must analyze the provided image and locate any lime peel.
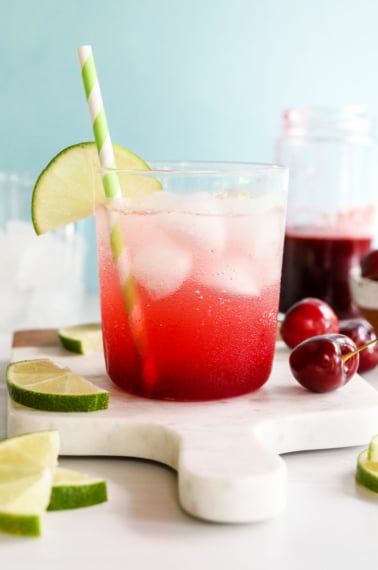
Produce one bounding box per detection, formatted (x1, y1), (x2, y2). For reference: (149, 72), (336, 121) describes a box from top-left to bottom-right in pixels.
(48, 467), (107, 511)
(356, 435), (378, 494)
(0, 511), (42, 537)
(367, 434), (378, 462)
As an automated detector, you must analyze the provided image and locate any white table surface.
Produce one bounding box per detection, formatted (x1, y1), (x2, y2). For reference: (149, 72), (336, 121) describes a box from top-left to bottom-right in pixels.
(1, 320), (378, 569)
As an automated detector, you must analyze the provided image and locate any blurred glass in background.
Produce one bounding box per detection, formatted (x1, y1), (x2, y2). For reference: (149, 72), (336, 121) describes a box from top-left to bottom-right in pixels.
(0, 172), (98, 333)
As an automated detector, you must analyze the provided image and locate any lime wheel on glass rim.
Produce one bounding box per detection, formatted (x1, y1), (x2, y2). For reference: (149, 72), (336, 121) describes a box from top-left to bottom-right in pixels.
(31, 141), (160, 234)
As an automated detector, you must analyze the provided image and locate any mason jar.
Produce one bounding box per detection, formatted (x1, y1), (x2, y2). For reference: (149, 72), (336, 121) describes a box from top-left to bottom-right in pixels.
(276, 105), (378, 318)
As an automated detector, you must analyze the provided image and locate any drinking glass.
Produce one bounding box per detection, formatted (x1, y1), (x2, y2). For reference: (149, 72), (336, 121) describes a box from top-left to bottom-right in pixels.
(95, 161), (288, 401)
(0, 172), (86, 333)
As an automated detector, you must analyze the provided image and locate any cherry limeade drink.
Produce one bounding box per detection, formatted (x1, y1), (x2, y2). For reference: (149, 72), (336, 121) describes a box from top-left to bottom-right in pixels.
(96, 163), (287, 401)
(279, 230), (372, 318)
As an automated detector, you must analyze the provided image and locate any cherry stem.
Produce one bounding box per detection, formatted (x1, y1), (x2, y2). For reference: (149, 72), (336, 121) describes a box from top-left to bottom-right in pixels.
(341, 338), (378, 362)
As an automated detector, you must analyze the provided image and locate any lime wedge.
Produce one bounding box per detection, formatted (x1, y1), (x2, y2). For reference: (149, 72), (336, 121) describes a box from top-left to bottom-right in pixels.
(48, 467), (107, 511)
(6, 359), (109, 412)
(58, 323), (103, 354)
(368, 434), (378, 462)
(0, 430), (60, 536)
(32, 142), (160, 234)
(356, 435), (378, 494)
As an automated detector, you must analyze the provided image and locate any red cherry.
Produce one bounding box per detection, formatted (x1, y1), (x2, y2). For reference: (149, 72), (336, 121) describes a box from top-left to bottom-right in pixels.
(339, 318), (378, 373)
(289, 333), (359, 393)
(360, 249), (378, 281)
(280, 297), (339, 349)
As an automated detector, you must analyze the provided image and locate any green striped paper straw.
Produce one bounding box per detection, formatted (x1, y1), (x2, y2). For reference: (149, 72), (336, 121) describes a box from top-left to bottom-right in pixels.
(77, 45), (121, 201)
(77, 45), (124, 265)
(77, 45), (154, 384)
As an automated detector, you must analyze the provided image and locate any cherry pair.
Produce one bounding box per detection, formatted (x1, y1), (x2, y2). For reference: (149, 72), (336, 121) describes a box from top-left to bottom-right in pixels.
(280, 297), (378, 393)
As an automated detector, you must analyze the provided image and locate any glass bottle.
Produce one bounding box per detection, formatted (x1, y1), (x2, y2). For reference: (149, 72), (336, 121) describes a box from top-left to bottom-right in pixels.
(276, 105), (378, 318)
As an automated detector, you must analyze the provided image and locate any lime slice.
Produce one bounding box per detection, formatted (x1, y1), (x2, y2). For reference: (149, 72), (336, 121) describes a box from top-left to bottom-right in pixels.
(58, 323), (103, 354)
(0, 430), (60, 536)
(6, 359), (109, 412)
(32, 142), (160, 234)
(356, 435), (378, 494)
(368, 434), (378, 462)
(48, 467), (107, 511)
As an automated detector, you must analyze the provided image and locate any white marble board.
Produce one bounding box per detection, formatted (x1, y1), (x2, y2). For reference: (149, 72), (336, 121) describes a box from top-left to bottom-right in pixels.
(6, 330), (378, 524)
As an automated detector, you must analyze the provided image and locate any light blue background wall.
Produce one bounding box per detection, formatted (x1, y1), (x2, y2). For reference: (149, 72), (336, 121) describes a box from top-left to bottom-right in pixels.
(2, 0), (378, 172)
(2, 0), (378, 289)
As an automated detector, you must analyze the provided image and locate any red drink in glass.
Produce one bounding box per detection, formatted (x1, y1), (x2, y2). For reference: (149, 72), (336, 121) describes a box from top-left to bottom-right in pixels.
(96, 161), (288, 401)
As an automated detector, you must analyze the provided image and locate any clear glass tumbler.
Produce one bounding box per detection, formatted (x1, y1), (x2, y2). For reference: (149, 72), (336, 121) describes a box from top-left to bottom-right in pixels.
(0, 172), (86, 333)
(95, 161), (288, 401)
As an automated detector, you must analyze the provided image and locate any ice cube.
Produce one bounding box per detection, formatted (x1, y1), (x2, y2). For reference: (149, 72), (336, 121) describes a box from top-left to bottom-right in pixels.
(113, 191), (182, 214)
(27, 281), (84, 328)
(135, 191), (182, 212)
(197, 255), (261, 297)
(119, 213), (167, 261)
(0, 281), (29, 330)
(131, 238), (192, 299)
(0, 218), (86, 332)
(179, 192), (222, 215)
(116, 250), (132, 285)
(17, 230), (85, 290)
(228, 202), (285, 263)
(225, 209), (285, 289)
(160, 212), (226, 254)
(118, 192), (226, 261)
(2, 221), (34, 267)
